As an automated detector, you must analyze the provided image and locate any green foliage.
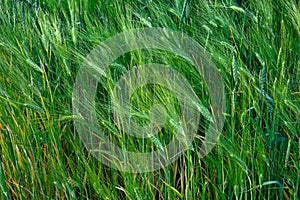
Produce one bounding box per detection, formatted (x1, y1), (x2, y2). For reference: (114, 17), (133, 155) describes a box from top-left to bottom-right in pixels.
(0, 0), (299, 199)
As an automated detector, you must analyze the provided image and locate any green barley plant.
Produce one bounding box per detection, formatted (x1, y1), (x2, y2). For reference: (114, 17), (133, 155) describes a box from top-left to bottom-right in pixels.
(0, 0), (299, 199)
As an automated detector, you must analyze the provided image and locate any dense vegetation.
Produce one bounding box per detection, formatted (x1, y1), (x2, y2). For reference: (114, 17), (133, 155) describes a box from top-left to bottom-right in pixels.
(0, 0), (299, 199)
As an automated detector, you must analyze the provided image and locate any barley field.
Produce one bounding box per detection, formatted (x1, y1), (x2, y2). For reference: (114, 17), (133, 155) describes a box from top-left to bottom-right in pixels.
(0, 0), (299, 199)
